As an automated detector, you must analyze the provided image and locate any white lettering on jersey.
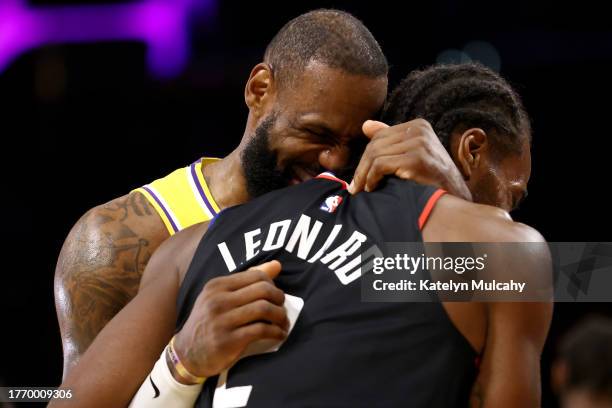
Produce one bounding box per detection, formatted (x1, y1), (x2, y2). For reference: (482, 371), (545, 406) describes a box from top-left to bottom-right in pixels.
(307, 224), (343, 263)
(320, 231), (366, 269)
(217, 242), (237, 272)
(245, 228), (261, 261)
(262, 219), (292, 251)
(217, 214), (369, 285)
(285, 214), (323, 260)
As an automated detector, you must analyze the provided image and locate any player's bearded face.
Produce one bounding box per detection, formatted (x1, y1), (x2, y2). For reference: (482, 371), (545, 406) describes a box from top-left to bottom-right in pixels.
(239, 64), (386, 199)
(241, 113), (293, 198)
(240, 111), (375, 198)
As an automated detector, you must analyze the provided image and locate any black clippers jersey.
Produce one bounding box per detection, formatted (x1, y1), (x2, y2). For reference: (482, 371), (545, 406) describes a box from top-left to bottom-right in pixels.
(176, 174), (477, 408)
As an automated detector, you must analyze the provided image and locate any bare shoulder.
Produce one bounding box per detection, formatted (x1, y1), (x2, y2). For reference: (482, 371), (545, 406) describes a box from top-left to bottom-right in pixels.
(423, 194), (551, 300)
(54, 191), (170, 370)
(56, 191), (169, 289)
(423, 194), (545, 243)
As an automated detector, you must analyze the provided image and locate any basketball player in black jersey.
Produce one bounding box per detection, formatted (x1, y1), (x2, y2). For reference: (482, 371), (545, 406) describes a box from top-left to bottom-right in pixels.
(56, 11), (472, 378)
(53, 64), (552, 407)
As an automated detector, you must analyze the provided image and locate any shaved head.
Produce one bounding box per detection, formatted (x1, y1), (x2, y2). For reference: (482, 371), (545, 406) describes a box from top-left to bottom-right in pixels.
(264, 9), (388, 90)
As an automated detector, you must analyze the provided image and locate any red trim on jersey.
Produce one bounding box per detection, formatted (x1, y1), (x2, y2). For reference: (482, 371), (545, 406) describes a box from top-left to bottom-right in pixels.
(315, 172), (349, 190)
(418, 189), (447, 230)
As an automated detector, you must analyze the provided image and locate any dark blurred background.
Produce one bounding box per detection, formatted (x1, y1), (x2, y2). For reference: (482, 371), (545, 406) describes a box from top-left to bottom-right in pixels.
(1, 0), (611, 406)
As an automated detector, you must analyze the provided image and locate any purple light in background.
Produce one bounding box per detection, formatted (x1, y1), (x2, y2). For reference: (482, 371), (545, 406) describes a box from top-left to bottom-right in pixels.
(0, 0), (215, 78)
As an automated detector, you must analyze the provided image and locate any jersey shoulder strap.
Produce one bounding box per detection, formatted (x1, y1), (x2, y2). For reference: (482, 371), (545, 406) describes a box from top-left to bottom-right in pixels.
(133, 158), (221, 235)
(380, 178), (446, 231)
(416, 186), (446, 230)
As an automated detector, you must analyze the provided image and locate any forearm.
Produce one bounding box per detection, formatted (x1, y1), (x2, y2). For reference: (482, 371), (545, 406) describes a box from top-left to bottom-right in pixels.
(129, 347), (203, 407)
(51, 282), (178, 407)
(474, 302), (551, 408)
(471, 377), (540, 408)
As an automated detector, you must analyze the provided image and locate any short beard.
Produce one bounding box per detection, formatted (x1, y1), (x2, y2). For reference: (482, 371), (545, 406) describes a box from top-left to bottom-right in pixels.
(240, 114), (291, 198)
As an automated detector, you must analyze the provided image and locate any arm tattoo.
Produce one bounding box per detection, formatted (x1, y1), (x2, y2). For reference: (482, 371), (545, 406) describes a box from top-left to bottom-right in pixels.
(55, 192), (168, 374)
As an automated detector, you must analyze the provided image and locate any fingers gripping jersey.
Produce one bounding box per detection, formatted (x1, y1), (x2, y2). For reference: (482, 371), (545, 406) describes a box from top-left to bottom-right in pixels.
(176, 175), (476, 408)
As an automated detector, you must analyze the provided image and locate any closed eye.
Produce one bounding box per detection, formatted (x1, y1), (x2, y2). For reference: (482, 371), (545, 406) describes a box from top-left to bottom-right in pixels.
(304, 129), (338, 146)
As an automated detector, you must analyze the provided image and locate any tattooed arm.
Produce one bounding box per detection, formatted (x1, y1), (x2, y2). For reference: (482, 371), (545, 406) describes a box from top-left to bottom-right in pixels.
(54, 192), (170, 378)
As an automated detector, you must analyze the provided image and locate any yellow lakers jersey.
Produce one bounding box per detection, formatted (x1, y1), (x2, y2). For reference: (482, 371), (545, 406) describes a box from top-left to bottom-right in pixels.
(134, 158), (220, 235)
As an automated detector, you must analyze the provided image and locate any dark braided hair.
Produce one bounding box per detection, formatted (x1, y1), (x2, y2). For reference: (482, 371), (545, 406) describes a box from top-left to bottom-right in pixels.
(382, 63), (531, 158)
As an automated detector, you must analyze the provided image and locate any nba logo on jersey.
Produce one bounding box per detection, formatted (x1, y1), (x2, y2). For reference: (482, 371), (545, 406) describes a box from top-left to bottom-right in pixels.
(320, 195), (343, 213)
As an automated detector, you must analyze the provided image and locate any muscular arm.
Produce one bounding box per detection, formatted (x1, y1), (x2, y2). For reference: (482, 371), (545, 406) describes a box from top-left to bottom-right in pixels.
(472, 233), (552, 407)
(51, 222), (208, 408)
(52, 220), (288, 408)
(471, 301), (552, 408)
(424, 194), (553, 407)
(54, 192), (169, 376)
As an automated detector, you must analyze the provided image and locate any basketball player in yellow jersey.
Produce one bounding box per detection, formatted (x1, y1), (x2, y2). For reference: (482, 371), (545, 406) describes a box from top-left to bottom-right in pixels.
(54, 10), (472, 377)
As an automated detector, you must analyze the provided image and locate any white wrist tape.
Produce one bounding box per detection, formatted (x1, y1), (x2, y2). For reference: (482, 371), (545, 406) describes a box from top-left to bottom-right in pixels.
(129, 347), (203, 408)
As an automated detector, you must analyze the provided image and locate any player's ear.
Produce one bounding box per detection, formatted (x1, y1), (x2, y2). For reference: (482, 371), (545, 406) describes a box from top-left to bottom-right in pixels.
(245, 63), (276, 118)
(455, 128), (488, 179)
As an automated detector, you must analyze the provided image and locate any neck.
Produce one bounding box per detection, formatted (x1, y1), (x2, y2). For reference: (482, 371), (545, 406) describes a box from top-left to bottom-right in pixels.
(201, 148), (250, 210)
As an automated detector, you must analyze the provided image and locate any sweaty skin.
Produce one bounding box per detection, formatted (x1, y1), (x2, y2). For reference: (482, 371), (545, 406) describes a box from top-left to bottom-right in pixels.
(51, 189), (552, 408)
(52, 61), (385, 376)
(54, 192), (168, 374)
(53, 91), (549, 406)
(54, 60), (470, 377)
(422, 196), (552, 408)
